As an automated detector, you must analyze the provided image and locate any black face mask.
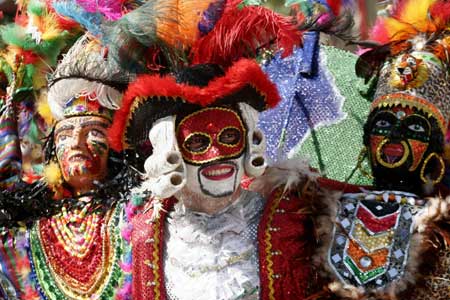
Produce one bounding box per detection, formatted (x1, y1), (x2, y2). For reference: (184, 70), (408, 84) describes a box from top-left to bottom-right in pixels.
(363, 106), (444, 194)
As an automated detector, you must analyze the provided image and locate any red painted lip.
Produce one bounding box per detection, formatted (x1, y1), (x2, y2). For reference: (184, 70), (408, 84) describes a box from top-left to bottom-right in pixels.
(201, 164), (235, 181)
(382, 143), (404, 163)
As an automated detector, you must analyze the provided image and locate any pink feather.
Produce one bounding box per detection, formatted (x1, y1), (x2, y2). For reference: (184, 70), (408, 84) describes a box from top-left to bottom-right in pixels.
(116, 282), (132, 300)
(369, 18), (390, 44)
(120, 261), (132, 273)
(76, 0), (126, 20)
(121, 224), (132, 242)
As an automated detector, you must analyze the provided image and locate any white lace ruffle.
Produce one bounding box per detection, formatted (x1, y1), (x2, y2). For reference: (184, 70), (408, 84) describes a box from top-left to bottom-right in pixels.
(164, 190), (264, 300)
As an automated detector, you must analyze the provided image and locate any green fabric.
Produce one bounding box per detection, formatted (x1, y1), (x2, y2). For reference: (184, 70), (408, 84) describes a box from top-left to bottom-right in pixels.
(293, 45), (373, 185)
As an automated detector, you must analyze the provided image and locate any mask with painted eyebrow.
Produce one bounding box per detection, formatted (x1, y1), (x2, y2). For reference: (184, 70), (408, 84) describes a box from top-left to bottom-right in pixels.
(364, 105), (444, 193)
(55, 115), (110, 194)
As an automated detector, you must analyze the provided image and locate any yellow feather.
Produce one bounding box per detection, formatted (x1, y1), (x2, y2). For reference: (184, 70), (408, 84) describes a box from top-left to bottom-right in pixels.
(384, 18), (418, 42)
(31, 62), (47, 89)
(41, 13), (63, 41)
(398, 0), (437, 31)
(36, 89), (54, 125)
(43, 161), (63, 186)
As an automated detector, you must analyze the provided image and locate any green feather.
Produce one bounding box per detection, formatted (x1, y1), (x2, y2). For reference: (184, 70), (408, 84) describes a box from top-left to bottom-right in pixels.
(28, 0), (46, 17)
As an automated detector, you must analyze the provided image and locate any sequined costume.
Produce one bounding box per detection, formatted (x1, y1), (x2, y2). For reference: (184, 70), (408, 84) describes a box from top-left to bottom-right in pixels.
(127, 176), (322, 300)
(0, 33), (135, 300)
(316, 1), (450, 299)
(108, 55), (326, 299)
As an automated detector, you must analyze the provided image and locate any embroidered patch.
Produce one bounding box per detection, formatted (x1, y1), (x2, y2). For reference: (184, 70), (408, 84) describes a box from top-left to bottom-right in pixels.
(328, 194), (419, 289)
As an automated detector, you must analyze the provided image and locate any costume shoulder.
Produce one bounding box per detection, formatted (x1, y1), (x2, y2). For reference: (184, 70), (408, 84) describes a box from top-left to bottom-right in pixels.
(250, 158), (340, 205)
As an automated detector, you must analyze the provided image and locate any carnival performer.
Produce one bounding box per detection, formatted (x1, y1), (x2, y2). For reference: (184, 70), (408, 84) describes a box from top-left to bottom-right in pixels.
(0, 33), (136, 300)
(108, 56), (328, 300)
(317, 1), (450, 299)
(100, 0), (335, 298)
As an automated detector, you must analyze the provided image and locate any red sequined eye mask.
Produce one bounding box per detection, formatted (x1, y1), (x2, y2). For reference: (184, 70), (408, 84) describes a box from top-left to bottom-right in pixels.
(176, 107), (246, 164)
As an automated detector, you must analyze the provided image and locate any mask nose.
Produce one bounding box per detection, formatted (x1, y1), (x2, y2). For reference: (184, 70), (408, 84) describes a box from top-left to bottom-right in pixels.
(388, 126), (403, 141)
(397, 67), (404, 74)
(70, 127), (86, 149)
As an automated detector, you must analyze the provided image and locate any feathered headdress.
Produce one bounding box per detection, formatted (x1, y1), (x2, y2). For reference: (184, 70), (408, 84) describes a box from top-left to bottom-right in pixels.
(47, 34), (133, 120)
(357, 0), (450, 134)
(53, 0), (302, 73)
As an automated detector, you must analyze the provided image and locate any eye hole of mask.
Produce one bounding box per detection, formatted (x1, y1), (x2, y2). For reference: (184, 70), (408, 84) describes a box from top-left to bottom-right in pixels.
(218, 128), (241, 146)
(403, 115), (430, 134)
(184, 134), (211, 153)
(372, 112), (396, 131)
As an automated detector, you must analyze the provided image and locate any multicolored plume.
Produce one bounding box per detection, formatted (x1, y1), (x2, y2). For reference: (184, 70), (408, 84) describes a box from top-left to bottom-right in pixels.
(0, 0), (81, 187)
(356, 0), (450, 82)
(74, 0), (301, 72)
(370, 0), (450, 49)
(0, 0), (80, 90)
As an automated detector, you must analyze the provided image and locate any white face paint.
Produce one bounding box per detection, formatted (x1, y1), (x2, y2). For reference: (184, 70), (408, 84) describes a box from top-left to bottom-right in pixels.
(184, 156), (245, 198)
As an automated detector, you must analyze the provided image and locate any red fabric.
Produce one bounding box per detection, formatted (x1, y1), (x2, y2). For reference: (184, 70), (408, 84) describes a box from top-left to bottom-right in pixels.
(131, 198), (176, 300)
(190, 2), (301, 67)
(258, 188), (316, 300)
(131, 189), (315, 300)
(108, 59), (280, 152)
(356, 205), (399, 233)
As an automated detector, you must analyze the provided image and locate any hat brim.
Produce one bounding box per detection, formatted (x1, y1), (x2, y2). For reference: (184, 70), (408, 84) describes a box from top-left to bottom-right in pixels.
(108, 58), (280, 153)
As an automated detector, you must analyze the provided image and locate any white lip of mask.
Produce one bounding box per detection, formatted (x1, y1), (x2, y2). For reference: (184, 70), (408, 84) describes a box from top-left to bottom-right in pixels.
(185, 156), (245, 198)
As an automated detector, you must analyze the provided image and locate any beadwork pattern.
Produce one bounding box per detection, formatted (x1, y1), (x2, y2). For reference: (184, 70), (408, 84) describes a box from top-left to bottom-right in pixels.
(328, 191), (421, 289)
(28, 204), (125, 300)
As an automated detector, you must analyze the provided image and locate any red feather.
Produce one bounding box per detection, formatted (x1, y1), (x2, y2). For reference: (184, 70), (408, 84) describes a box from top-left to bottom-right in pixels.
(327, 0), (342, 16)
(190, 3), (301, 67)
(19, 50), (40, 64)
(108, 59), (280, 151)
(430, 1), (450, 24)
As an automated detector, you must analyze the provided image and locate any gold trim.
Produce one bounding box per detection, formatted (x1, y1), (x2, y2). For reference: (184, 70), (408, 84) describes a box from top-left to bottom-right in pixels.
(182, 132), (212, 155)
(217, 126), (243, 148)
(151, 214), (162, 300)
(375, 139), (410, 168)
(177, 107), (247, 164)
(420, 152), (445, 185)
(123, 96), (145, 150)
(371, 93), (446, 134)
(264, 189), (283, 300)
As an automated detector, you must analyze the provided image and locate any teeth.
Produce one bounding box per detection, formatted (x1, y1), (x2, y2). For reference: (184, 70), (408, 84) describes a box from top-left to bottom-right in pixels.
(205, 168), (232, 176)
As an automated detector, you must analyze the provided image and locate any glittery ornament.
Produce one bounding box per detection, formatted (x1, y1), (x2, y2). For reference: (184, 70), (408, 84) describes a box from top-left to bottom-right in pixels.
(260, 45), (371, 185)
